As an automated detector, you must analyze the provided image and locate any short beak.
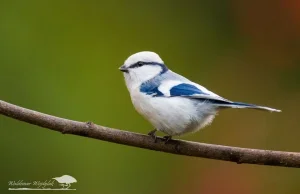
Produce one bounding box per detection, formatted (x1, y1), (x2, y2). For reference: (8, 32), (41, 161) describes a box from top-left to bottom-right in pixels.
(119, 65), (128, 73)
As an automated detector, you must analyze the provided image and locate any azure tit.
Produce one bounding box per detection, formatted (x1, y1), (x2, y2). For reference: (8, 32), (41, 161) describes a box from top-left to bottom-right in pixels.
(119, 51), (281, 142)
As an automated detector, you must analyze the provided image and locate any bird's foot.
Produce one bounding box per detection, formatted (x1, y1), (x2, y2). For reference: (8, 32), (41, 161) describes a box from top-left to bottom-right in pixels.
(148, 129), (157, 143)
(86, 121), (94, 128)
(163, 135), (172, 144)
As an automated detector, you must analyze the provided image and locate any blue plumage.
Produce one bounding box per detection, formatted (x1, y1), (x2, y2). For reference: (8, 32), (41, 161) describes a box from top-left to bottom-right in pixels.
(170, 83), (207, 96)
(140, 75), (164, 97)
(140, 83), (163, 97)
(140, 82), (208, 97)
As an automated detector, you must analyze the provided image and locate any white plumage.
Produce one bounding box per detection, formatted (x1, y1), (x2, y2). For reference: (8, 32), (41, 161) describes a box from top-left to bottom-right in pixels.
(119, 51), (281, 140)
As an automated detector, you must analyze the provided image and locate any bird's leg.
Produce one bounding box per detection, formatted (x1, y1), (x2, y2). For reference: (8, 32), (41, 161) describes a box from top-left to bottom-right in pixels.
(163, 135), (172, 144)
(60, 184), (65, 189)
(148, 129), (157, 143)
(86, 121), (95, 128)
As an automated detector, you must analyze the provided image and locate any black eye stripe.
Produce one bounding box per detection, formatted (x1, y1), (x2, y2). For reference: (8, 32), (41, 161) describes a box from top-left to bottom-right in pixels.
(129, 61), (162, 69)
(130, 61), (144, 68)
(128, 61), (169, 74)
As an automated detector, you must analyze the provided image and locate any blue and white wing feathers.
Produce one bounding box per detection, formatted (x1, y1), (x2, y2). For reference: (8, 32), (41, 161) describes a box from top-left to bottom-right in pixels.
(157, 80), (280, 112)
(158, 80), (231, 102)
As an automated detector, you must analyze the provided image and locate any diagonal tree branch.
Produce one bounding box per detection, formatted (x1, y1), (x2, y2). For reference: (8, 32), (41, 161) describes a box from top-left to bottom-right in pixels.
(0, 99), (299, 168)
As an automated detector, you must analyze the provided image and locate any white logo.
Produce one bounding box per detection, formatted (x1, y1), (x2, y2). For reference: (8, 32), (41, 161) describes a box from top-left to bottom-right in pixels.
(8, 175), (77, 191)
(52, 175), (77, 189)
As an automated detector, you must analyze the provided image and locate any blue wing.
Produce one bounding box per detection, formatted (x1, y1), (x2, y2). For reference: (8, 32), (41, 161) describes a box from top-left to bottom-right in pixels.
(167, 82), (232, 102)
(169, 83), (208, 96)
(140, 78), (231, 102)
(167, 82), (280, 112)
(139, 79), (280, 112)
(140, 81), (209, 97)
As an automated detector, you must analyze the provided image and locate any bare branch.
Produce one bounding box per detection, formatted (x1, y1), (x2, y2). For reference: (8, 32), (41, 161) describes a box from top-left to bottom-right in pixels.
(0, 99), (299, 168)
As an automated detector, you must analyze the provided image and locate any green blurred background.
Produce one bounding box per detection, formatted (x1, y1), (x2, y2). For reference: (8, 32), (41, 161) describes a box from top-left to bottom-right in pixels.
(0, 0), (299, 193)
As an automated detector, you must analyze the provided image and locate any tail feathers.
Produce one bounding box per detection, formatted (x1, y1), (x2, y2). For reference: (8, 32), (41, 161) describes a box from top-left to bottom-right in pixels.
(214, 101), (281, 112)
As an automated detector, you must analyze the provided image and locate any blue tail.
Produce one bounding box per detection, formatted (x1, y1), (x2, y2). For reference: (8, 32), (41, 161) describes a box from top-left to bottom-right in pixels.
(207, 100), (281, 112)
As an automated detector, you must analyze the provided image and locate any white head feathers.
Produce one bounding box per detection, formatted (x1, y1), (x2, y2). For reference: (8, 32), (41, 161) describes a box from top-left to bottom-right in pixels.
(123, 51), (164, 68)
(120, 51), (167, 89)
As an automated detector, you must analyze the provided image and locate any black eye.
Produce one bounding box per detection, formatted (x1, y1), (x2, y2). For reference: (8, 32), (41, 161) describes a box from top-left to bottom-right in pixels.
(137, 61), (144, 67)
(130, 61), (145, 69)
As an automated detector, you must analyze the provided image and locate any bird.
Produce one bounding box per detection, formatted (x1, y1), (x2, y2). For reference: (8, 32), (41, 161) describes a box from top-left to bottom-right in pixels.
(52, 175), (77, 189)
(119, 51), (281, 142)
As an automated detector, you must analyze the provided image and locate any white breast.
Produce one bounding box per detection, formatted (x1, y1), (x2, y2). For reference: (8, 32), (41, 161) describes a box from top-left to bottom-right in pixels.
(129, 87), (217, 136)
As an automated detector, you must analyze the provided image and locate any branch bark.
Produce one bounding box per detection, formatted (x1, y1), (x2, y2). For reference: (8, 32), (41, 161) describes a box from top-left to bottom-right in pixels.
(0, 99), (299, 168)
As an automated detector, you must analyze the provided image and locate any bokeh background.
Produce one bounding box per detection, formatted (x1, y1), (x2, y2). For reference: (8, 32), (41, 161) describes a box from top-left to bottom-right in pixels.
(0, 1), (299, 193)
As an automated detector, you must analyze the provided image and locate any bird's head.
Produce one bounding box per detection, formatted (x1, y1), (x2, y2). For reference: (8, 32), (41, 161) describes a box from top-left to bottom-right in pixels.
(119, 51), (168, 89)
